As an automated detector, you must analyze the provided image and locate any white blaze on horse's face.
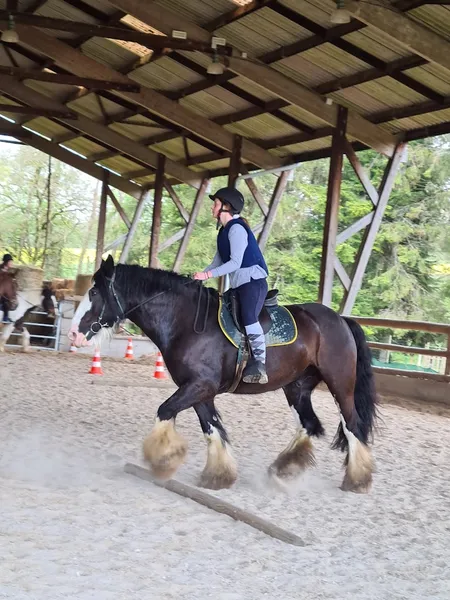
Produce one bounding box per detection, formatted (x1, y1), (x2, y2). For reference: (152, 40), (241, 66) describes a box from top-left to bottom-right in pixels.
(68, 290), (92, 347)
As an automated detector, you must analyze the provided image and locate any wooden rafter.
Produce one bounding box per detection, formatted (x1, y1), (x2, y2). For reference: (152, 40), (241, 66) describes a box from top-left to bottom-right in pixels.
(203, 0), (273, 32)
(104, 0), (397, 156)
(344, 0), (450, 75)
(0, 122), (142, 197)
(0, 24), (283, 171)
(0, 75), (205, 187)
(0, 11), (233, 55)
(0, 66), (140, 91)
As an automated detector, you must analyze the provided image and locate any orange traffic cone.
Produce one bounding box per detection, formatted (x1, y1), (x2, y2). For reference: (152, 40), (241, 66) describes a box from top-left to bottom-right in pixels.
(124, 337), (134, 360)
(69, 343), (77, 353)
(89, 349), (104, 375)
(153, 351), (167, 379)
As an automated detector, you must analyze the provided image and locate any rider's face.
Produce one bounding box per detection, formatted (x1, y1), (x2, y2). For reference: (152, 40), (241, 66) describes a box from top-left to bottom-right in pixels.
(212, 199), (222, 219)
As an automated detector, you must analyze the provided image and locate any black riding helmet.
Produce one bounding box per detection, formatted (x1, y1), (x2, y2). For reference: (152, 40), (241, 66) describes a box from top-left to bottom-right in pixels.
(2, 253), (13, 263)
(209, 187), (244, 214)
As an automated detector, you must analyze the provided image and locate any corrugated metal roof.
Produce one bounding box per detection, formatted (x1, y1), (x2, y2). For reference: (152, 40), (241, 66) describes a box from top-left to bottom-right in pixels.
(1, 0), (450, 189)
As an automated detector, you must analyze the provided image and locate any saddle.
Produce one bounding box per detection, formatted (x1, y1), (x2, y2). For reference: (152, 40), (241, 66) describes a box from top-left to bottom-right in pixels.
(219, 288), (297, 349)
(218, 289), (297, 391)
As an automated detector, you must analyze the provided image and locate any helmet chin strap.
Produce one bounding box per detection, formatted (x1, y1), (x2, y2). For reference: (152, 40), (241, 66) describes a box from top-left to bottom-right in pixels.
(216, 201), (235, 230)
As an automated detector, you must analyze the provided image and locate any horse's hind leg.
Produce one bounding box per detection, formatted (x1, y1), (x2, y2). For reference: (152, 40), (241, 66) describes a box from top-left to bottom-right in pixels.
(320, 365), (374, 494)
(269, 366), (324, 482)
(194, 400), (237, 490)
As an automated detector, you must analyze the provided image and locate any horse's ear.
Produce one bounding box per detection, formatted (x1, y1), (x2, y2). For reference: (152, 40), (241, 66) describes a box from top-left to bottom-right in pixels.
(101, 254), (115, 278)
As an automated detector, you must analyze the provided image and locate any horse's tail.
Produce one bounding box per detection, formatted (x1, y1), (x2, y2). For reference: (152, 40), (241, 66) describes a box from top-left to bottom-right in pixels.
(332, 317), (378, 451)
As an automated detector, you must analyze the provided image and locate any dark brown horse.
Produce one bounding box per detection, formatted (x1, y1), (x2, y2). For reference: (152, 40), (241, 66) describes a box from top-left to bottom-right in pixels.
(0, 270), (19, 315)
(70, 256), (377, 493)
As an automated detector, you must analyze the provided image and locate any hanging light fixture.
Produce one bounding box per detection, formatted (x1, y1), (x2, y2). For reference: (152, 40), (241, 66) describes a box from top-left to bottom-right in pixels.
(1, 14), (19, 43)
(330, 0), (351, 24)
(207, 52), (224, 76)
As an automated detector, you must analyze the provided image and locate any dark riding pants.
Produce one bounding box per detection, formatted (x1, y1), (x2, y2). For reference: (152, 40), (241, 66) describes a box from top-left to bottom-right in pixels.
(235, 278), (268, 326)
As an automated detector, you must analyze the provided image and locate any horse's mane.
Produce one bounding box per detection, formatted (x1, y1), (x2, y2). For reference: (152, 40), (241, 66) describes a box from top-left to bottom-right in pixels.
(111, 263), (218, 301)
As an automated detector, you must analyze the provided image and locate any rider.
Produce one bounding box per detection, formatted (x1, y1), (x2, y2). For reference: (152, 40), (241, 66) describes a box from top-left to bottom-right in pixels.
(193, 187), (269, 384)
(1, 253), (14, 323)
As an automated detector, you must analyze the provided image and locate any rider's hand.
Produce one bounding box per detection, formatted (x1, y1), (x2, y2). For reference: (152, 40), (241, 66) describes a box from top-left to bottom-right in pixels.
(193, 271), (212, 281)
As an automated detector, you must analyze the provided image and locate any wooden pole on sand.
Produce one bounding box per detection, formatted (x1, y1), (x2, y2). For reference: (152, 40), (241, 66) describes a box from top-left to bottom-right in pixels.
(124, 462), (306, 547)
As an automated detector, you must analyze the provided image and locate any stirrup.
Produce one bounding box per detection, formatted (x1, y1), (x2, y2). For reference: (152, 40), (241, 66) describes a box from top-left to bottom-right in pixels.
(242, 360), (268, 385)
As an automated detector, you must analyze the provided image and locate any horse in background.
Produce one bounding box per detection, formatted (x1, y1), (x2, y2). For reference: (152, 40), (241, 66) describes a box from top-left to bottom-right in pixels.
(0, 283), (58, 352)
(0, 270), (19, 315)
(70, 256), (378, 494)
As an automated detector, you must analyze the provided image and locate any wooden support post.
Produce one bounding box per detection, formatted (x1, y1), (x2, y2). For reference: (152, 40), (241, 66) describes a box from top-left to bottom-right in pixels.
(173, 179), (209, 271)
(158, 228), (186, 253)
(163, 182), (189, 223)
(95, 171), (109, 270)
(149, 154), (165, 268)
(107, 187), (131, 228)
(228, 134), (242, 187)
(318, 106), (348, 306)
(120, 189), (149, 263)
(446, 333), (450, 376)
(258, 169), (291, 252)
(340, 143), (406, 315)
(241, 165), (269, 216)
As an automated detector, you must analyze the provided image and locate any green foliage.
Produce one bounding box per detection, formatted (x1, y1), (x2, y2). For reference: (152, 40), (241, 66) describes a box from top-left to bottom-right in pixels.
(0, 137), (449, 339)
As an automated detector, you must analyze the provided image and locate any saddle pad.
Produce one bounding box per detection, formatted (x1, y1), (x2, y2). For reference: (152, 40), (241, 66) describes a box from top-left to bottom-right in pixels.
(218, 299), (297, 349)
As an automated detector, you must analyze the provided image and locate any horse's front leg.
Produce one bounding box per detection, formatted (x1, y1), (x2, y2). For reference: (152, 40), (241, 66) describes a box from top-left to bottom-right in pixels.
(194, 400), (237, 490)
(0, 322), (14, 352)
(143, 380), (218, 480)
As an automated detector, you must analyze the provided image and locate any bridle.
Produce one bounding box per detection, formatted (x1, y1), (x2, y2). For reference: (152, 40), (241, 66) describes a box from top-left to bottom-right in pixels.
(86, 268), (209, 340)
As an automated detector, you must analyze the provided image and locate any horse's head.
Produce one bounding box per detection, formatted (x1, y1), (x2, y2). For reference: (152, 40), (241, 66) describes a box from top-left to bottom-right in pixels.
(41, 285), (57, 318)
(0, 270), (19, 312)
(69, 255), (120, 347)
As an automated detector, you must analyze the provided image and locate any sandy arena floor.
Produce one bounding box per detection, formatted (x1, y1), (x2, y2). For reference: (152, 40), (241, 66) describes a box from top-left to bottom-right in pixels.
(0, 351), (449, 600)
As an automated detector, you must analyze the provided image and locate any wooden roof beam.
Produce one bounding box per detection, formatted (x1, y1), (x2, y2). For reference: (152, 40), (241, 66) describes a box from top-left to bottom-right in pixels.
(0, 66), (140, 91)
(344, 0), (450, 75)
(105, 0), (397, 156)
(268, 2), (444, 103)
(0, 75), (205, 187)
(0, 11), (234, 55)
(0, 122), (142, 197)
(0, 24), (283, 170)
(204, 0), (275, 32)
(0, 103), (77, 118)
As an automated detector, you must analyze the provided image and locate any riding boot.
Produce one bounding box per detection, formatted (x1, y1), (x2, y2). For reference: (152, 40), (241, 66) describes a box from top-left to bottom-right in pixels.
(243, 322), (268, 384)
(242, 358), (268, 384)
(1, 304), (11, 324)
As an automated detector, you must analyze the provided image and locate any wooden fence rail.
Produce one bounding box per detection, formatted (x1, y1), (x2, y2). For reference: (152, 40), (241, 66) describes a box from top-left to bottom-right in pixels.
(352, 316), (450, 380)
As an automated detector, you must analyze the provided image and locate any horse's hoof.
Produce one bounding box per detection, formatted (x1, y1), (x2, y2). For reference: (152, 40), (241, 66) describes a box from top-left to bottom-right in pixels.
(268, 435), (316, 481)
(143, 419), (187, 480)
(198, 468), (237, 490)
(340, 472), (372, 494)
(267, 461), (305, 481)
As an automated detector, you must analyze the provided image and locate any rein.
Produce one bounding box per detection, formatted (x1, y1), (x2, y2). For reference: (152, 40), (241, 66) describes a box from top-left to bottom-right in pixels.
(88, 269), (211, 339)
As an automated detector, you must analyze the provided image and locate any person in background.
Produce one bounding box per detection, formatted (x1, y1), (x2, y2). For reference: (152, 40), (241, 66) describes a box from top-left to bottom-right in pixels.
(193, 188), (269, 384)
(1, 253), (14, 323)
